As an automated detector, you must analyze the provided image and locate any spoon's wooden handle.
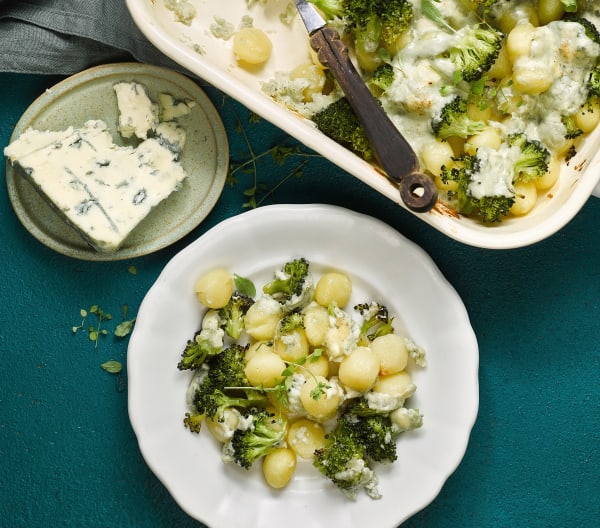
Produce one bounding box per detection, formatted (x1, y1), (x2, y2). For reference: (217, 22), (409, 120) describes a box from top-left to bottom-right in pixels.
(310, 26), (438, 213)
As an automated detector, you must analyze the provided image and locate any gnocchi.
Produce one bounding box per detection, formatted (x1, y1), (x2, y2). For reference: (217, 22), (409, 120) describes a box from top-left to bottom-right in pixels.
(273, 326), (309, 362)
(338, 346), (380, 392)
(300, 375), (343, 421)
(232, 27), (272, 66)
(313, 271), (353, 308)
(262, 448), (296, 489)
(302, 302), (330, 347)
(244, 351), (286, 388)
(373, 371), (416, 400)
(244, 295), (283, 340)
(510, 181), (538, 216)
(370, 334), (409, 375)
(286, 418), (327, 458)
(194, 267), (233, 309)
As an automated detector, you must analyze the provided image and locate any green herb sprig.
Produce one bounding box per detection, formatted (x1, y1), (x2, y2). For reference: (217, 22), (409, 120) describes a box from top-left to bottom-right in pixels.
(227, 110), (320, 208)
(233, 348), (331, 407)
(72, 305), (112, 348)
(72, 303), (136, 374)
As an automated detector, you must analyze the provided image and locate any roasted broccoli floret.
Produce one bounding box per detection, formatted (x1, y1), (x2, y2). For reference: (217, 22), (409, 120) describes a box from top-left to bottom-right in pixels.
(356, 414), (398, 462)
(445, 24), (504, 82)
(343, 0), (413, 51)
(194, 388), (267, 423)
(422, 3), (502, 80)
(277, 311), (305, 334)
(188, 344), (267, 424)
(561, 114), (584, 139)
(583, 61), (600, 124)
(226, 408), (286, 469)
(177, 310), (225, 371)
(179, 292), (256, 370)
(440, 153), (515, 223)
(508, 133), (551, 182)
(312, 97), (376, 161)
(313, 408), (381, 499)
(342, 398), (409, 462)
(183, 411), (205, 434)
(587, 64), (600, 98)
(440, 153), (479, 216)
(369, 62), (395, 93)
(476, 195), (516, 223)
(178, 332), (217, 371)
(354, 301), (394, 345)
(431, 96), (487, 140)
(218, 291), (255, 340)
(263, 257), (313, 311)
(313, 420), (374, 496)
(344, 396), (391, 416)
(198, 344), (252, 396)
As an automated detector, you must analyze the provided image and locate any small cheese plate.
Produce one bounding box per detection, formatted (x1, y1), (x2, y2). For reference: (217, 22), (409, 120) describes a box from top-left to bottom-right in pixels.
(5, 62), (229, 261)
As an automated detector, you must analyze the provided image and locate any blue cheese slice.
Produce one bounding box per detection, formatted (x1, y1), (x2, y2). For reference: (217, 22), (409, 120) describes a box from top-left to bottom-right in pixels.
(113, 82), (159, 139)
(4, 119), (188, 252)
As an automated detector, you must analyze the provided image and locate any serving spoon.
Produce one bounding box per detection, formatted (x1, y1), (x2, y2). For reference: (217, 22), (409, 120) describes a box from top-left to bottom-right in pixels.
(293, 0), (438, 213)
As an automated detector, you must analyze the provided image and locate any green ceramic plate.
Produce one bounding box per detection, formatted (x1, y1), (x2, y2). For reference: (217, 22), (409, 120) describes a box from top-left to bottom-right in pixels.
(5, 62), (229, 261)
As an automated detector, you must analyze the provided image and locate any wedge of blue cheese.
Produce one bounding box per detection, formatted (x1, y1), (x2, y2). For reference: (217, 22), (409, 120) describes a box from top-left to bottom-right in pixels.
(4, 119), (188, 252)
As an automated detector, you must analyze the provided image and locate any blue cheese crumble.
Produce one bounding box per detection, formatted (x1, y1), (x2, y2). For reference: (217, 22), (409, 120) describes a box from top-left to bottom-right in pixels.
(113, 82), (159, 139)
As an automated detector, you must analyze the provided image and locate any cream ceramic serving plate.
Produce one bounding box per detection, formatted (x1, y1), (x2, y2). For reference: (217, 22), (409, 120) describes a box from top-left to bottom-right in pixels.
(127, 204), (479, 528)
(5, 63), (228, 261)
(125, 0), (600, 249)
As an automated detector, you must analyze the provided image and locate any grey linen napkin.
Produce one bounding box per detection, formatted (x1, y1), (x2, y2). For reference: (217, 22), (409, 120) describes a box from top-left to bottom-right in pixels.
(0, 0), (187, 75)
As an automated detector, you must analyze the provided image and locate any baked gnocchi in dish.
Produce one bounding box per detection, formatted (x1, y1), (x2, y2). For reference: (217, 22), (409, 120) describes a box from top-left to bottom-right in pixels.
(261, 0), (600, 224)
(179, 258), (426, 499)
(127, 0), (600, 248)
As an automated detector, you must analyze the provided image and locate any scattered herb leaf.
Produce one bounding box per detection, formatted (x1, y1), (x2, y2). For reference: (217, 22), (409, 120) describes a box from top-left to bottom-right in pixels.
(100, 360), (123, 374)
(115, 319), (136, 337)
(422, 0), (455, 33)
(234, 274), (256, 297)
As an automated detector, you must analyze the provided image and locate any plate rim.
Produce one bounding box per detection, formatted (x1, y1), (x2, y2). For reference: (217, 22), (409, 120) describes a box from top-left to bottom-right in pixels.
(127, 203), (480, 528)
(5, 62), (229, 261)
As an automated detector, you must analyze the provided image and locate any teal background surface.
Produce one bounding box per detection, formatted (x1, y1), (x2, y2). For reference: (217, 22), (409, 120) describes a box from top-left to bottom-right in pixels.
(0, 72), (598, 528)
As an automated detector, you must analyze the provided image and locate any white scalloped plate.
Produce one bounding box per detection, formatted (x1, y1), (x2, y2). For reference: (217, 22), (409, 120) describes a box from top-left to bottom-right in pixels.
(127, 204), (479, 528)
(125, 0), (600, 249)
